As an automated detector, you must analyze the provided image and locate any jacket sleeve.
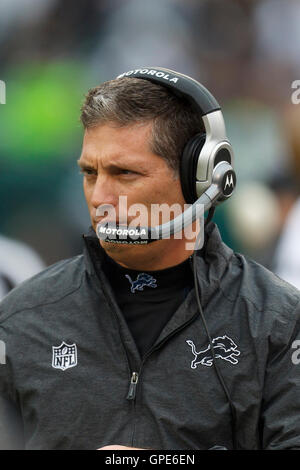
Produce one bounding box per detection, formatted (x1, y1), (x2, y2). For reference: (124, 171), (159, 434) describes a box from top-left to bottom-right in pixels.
(261, 299), (300, 449)
(0, 395), (24, 450)
(0, 323), (24, 449)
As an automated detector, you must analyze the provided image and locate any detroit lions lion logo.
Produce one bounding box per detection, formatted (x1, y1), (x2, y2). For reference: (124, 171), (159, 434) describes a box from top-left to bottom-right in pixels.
(125, 273), (157, 293)
(186, 335), (240, 368)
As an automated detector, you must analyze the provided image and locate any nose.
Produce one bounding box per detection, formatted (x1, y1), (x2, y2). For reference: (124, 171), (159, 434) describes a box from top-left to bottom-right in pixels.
(90, 174), (118, 211)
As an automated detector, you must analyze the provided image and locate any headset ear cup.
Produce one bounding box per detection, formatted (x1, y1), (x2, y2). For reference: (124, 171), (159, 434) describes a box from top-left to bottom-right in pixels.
(180, 133), (206, 204)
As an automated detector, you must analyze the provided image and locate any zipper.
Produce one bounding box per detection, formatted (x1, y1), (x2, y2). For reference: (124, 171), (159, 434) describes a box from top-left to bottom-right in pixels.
(126, 308), (200, 403)
(126, 309), (200, 447)
(126, 371), (139, 400)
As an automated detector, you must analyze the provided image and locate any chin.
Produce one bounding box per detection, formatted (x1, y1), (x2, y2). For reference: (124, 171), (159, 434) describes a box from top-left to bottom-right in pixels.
(100, 239), (137, 253)
(101, 238), (153, 261)
(100, 240), (142, 268)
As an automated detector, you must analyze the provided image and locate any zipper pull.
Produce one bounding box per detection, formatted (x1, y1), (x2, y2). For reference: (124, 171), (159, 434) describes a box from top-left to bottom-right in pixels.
(126, 372), (139, 400)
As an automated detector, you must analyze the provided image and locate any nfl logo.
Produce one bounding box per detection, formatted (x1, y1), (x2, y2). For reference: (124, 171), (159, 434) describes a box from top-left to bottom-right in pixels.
(52, 341), (77, 371)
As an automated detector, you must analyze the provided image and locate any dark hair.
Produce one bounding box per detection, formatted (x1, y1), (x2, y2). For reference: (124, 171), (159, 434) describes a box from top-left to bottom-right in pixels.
(80, 77), (205, 175)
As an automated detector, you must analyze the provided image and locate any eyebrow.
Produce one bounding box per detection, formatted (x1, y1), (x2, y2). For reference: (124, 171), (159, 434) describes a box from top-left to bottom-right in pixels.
(77, 159), (97, 171)
(77, 158), (144, 174)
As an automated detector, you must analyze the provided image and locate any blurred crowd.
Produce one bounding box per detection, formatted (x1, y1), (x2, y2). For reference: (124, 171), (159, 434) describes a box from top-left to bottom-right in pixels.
(1, 0), (300, 298)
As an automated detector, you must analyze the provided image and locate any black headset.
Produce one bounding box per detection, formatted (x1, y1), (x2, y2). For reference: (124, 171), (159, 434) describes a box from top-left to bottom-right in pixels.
(116, 67), (236, 207)
(97, 67), (236, 244)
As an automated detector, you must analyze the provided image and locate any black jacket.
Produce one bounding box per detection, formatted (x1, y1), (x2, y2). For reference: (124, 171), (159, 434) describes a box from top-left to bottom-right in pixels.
(0, 223), (300, 450)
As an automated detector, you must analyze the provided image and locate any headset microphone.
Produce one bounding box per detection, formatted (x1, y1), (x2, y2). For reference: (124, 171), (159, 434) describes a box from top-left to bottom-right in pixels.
(96, 161), (236, 245)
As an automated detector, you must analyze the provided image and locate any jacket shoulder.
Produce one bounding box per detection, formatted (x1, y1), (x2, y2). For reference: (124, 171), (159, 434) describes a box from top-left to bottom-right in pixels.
(235, 254), (300, 312)
(0, 255), (85, 323)
(227, 253), (300, 343)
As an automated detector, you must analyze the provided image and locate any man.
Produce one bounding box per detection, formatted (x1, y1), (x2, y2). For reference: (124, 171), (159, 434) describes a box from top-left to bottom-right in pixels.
(1, 73), (300, 450)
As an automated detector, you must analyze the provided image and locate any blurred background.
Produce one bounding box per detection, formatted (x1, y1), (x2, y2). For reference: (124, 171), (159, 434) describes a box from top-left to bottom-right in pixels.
(1, 0), (300, 297)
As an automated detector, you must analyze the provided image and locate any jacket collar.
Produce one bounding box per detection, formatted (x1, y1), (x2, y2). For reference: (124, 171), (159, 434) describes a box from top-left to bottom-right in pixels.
(82, 222), (234, 309)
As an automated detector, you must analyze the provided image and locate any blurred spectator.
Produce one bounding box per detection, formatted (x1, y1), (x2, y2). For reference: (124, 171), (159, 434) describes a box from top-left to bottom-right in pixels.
(267, 171), (299, 233)
(273, 105), (300, 288)
(226, 181), (281, 266)
(274, 198), (300, 289)
(0, 234), (45, 299)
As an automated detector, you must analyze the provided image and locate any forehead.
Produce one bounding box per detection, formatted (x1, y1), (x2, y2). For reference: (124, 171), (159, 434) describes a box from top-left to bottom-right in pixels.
(80, 122), (154, 164)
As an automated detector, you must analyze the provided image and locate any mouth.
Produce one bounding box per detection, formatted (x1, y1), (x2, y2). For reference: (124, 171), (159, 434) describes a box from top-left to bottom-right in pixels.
(94, 218), (130, 228)
(94, 211), (126, 227)
(96, 222), (151, 245)
(94, 213), (145, 227)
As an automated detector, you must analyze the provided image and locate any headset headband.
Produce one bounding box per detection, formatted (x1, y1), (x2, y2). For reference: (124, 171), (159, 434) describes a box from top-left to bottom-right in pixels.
(116, 66), (233, 193)
(116, 67), (220, 116)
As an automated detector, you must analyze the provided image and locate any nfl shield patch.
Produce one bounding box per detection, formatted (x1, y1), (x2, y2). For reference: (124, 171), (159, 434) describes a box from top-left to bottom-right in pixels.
(52, 341), (77, 371)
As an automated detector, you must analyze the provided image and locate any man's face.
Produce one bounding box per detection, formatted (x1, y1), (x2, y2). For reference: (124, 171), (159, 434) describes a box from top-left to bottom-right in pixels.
(78, 122), (187, 259)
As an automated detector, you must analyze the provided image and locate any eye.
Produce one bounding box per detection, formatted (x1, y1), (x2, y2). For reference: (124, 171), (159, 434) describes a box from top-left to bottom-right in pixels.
(79, 168), (97, 177)
(119, 168), (141, 177)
